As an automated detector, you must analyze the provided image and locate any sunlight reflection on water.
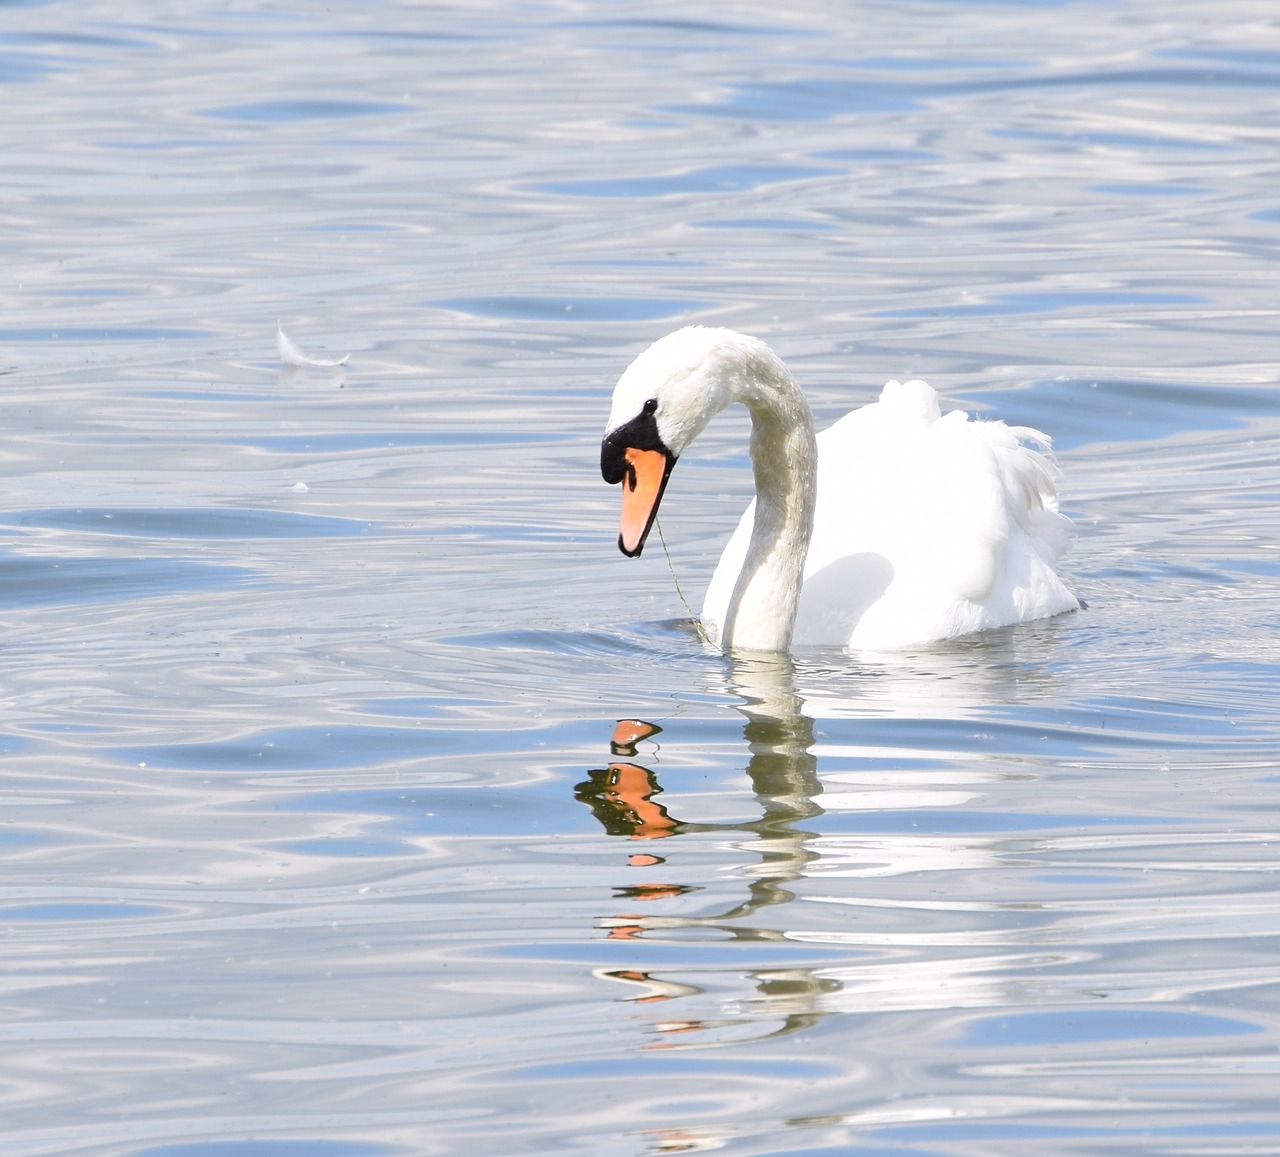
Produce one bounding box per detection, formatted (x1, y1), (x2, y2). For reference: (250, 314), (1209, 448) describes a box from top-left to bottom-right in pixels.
(0, 1), (1279, 1155)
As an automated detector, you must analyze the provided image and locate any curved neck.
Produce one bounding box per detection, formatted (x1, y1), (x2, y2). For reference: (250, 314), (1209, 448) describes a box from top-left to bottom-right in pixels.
(720, 355), (818, 652)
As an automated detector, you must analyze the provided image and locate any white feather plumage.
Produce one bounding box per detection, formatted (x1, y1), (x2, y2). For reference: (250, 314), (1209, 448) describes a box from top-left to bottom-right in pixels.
(606, 327), (1078, 652)
(704, 375), (1077, 649)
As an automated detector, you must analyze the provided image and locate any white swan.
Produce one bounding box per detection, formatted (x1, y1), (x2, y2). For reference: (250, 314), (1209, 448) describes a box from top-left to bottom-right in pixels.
(601, 326), (1078, 652)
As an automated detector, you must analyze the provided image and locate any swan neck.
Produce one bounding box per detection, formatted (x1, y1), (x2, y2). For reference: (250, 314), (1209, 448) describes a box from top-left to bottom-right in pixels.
(721, 359), (818, 652)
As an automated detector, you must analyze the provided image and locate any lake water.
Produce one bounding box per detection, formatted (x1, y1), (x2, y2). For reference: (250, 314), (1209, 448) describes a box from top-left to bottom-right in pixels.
(2, 2), (1280, 1154)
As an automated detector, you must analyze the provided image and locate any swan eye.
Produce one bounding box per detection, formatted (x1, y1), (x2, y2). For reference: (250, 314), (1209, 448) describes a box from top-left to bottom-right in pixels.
(642, 398), (658, 415)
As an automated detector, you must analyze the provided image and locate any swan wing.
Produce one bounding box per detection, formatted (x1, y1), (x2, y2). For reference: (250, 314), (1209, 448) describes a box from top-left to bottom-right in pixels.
(705, 379), (1077, 650)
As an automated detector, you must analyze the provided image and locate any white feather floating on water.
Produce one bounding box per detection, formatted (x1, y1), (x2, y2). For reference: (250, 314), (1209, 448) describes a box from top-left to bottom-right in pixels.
(277, 322), (349, 367)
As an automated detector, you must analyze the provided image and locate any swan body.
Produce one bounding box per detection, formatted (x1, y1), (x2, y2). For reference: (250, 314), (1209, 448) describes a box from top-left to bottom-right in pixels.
(601, 326), (1078, 652)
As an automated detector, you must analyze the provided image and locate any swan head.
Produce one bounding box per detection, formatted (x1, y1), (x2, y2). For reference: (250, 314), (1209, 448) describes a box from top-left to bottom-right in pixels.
(601, 327), (773, 556)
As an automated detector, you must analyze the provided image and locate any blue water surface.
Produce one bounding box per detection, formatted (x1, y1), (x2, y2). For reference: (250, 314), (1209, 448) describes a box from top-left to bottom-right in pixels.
(0, 3), (1278, 1156)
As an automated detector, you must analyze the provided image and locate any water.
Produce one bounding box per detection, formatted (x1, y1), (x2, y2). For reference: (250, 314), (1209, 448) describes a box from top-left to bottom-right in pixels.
(2, 1), (1279, 1153)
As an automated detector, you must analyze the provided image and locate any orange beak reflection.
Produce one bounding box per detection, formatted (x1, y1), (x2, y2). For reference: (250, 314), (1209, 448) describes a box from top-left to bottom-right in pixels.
(618, 447), (674, 558)
(610, 718), (663, 756)
(574, 762), (678, 839)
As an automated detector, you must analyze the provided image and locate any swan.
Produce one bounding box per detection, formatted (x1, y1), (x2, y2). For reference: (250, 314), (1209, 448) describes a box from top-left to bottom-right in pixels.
(601, 326), (1078, 652)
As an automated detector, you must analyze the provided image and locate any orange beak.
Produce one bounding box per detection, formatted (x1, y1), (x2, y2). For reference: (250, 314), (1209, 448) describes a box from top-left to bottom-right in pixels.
(617, 447), (674, 557)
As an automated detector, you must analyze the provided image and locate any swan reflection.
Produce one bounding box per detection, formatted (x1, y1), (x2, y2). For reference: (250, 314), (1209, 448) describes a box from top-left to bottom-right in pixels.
(577, 655), (832, 1045)
(575, 648), (1052, 1052)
